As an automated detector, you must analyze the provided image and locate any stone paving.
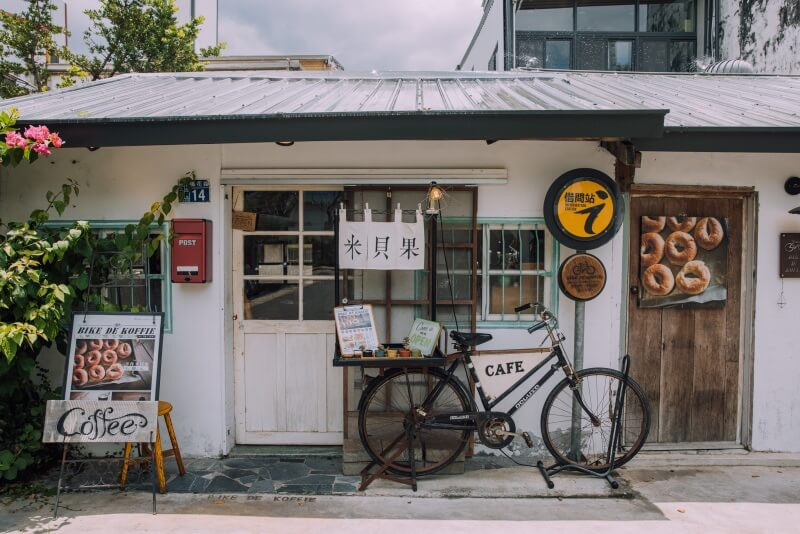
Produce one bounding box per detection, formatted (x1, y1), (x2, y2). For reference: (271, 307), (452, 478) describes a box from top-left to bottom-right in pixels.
(160, 453), (519, 495)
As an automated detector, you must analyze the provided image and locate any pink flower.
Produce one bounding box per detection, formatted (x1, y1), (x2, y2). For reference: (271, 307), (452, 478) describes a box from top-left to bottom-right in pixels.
(23, 125), (50, 143)
(4, 131), (27, 148)
(31, 142), (51, 156)
(48, 132), (64, 148)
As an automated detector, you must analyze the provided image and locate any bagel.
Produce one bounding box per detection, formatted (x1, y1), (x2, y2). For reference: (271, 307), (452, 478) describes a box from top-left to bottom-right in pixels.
(642, 264), (675, 296)
(667, 216), (697, 233)
(88, 339), (103, 351)
(640, 232), (665, 268)
(642, 216), (666, 233)
(72, 368), (88, 387)
(101, 350), (118, 366)
(85, 350), (102, 367)
(103, 339), (120, 351)
(105, 363), (124, 381)
(117, 342), (133, 359)
(694, 217), (724, 250)
(74, 354), (85, 370)
(665, 231), (697, 266)
(75, 341), (88, 355)
(88, 365), (105, 382)
(676, 260), (711, 295)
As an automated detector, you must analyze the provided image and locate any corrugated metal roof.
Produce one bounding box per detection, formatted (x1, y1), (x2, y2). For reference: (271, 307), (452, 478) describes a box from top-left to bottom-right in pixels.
(4, 70), (800, 129)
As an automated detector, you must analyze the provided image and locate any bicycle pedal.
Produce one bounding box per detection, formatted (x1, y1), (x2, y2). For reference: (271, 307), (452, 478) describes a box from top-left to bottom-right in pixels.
(522, 431), (534, 448)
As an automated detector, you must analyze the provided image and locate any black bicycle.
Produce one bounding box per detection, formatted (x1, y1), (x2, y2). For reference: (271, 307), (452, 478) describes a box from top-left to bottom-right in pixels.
(358, 302), (651, 476)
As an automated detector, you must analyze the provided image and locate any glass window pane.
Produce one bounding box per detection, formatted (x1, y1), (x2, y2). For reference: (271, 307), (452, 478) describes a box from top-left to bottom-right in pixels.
(149, 280), (163, 313)
(577, 0), (635, 31)
(639, 40), (669, 71)
(546, 40), (571, 69)
(577, 37), (607, 70)
(304, 280), (335, 320)
(520, 229), (547, 270)
(305, 235), (336, 276)
(489, 275), (546, 315)
(303, 191), (342, 231)
(244, 191), (299, 231)
(436, 305), (472, 326)
(639, 0), (695, 32)
(243, 236), (299, 276)
(609, 40), (633, 71)
(516, 35), (544, 68)
(244, 280), (298, 320)
(436, 273), (472, 301)
(669, 40), (696, 71)
(516, 1), (574, 31)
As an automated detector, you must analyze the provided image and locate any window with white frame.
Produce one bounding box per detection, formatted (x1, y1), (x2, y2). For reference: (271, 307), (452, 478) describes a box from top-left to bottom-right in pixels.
(426, 219), (558, 327)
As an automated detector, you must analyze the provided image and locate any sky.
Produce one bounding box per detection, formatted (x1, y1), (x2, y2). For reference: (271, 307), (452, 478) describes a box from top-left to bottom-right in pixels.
(6, 0), (485, 71)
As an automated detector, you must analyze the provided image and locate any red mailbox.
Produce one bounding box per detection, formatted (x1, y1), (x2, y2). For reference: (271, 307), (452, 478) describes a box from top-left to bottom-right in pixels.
(171, 219), (212, 283)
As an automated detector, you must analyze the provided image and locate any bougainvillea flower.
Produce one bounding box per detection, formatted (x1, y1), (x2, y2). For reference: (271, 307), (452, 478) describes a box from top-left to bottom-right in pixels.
(48, 132), (64, 148)
(4, 131), (27, 148)
(31, 142), (52, 155)
(23, 125), (50, 142)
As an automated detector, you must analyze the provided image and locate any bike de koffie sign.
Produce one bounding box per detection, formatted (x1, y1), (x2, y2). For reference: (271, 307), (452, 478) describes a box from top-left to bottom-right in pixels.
(544, 168), (624, 250)
(43, 400), (158, 443)
(559, 253), (607, 301)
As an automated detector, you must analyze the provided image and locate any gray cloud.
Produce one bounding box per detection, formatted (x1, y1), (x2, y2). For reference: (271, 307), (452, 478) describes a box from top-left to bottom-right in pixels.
(218, 0), (484, 70)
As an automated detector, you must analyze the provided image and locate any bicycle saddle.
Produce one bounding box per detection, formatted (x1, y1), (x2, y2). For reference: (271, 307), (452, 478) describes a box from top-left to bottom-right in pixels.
(449, 331), (492, 347)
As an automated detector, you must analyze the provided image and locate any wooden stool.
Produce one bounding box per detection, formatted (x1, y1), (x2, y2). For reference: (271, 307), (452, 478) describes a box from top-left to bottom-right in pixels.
(120, 400), (186, 493)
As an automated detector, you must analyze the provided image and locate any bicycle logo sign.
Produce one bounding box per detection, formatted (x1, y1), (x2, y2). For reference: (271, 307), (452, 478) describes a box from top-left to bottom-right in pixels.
(544, 169), (623, 251)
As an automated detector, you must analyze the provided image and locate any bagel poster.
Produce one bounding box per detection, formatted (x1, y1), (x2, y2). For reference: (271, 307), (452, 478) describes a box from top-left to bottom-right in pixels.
(639, 216), (728, 308)
(63, 312), (164, 401)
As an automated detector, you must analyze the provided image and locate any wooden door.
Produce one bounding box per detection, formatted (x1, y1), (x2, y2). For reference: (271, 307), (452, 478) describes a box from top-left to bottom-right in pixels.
(627, 187), (750, 445)
(233, 186), (343, 445)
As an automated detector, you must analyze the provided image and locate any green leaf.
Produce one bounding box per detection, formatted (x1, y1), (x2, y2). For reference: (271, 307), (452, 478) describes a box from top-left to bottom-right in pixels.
(74, 272), (89, 290)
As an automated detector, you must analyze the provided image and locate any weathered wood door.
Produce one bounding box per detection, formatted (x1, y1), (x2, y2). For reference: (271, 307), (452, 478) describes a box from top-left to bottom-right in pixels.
(627, 187), (751, 445)
(232, 186), (343, 445)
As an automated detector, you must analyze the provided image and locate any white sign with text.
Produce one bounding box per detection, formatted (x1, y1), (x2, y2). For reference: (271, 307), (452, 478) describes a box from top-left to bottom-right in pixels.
(43, 400), (158, 443)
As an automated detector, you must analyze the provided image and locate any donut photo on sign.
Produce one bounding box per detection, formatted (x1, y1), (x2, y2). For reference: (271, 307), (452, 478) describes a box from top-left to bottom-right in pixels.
(638, 216), (728, 308)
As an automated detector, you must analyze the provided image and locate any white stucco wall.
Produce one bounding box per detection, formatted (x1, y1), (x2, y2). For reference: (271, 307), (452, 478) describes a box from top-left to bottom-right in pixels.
(2, 139), (799, 455)
(459, 0), (505, 71)
(720, 0), (800, 73)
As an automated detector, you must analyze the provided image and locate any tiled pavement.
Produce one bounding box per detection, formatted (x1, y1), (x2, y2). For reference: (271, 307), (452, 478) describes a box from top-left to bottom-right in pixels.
(161, 454), (518, 495)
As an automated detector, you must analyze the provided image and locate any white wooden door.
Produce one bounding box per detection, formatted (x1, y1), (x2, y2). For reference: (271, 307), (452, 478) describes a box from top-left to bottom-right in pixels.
(233, 186), (343, 445)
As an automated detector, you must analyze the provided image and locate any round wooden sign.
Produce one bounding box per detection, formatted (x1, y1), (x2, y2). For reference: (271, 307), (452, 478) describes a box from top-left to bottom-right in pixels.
(558, 253), (607, 301)
(544, 168), (624, 250)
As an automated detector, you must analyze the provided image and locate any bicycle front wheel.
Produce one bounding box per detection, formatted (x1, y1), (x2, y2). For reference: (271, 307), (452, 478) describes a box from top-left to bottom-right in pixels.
(541, 368), (651, 470)
(358, 367), (472, 477)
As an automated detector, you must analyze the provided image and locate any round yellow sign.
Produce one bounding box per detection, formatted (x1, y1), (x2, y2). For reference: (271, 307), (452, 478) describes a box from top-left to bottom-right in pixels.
(556, 180), (615, 240)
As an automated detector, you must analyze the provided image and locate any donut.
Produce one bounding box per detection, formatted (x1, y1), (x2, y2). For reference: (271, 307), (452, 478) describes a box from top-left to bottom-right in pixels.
(642, 216), (666, 233)
(103, 339), (119, 351)
(74, 354), (85, 369)
(88, 339), (103, 351)
(667, 216), (697, 233)
(117, 342), (132, 359)
(72, 368), (88, 386)
(75, 341), (88, 355)
(676, 260), (711, 295)
(101, 350), (118, 366)
(665, 231), (697, 266)
(694, 217), (724, 250)
(85, 350), (102, 367)
(642, 264), (674, 296)
(105, 363), (124, 381)
(640, 232), (665, 268)
(88, 365), (105, 382)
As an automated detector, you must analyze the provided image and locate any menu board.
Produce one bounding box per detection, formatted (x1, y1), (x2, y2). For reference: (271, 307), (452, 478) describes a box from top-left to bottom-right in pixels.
(780, 233), (800, 278)
(334, 305), (379, 356)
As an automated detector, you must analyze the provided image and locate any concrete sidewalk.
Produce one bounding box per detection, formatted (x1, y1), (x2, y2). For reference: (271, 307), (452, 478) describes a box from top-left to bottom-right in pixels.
(2, 465), (799, 533)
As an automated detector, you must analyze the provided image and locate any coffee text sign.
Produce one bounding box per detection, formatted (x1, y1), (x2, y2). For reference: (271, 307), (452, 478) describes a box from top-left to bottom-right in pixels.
(43, 401), (158, 443)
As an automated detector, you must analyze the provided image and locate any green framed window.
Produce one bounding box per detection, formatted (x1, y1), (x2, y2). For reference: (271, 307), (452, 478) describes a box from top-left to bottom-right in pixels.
(45, 220), (173, 333)
(421, 218), (559, 329)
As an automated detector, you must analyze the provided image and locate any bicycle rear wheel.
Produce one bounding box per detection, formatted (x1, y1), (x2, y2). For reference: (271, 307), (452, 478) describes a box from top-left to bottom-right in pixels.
(540, 367), (651, 470)
(358, 367), (472, 477)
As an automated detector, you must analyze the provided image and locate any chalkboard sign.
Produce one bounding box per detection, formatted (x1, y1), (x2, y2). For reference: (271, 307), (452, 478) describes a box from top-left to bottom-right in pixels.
(780, 233), (800, 278)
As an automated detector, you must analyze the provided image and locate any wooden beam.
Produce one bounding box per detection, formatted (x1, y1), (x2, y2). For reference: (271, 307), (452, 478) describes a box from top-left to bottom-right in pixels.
(601, 140), (641, 193)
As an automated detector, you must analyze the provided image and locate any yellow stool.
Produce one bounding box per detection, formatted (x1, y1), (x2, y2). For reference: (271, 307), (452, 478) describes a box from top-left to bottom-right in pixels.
(120, 401), (186, 493)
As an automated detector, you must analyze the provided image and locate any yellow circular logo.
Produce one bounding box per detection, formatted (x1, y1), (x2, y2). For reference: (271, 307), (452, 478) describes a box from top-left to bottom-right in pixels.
(556, 180), (615, 240)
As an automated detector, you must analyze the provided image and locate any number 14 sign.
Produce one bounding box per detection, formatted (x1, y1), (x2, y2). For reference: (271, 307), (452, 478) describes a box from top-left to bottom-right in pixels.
(179, 180), (210, 203)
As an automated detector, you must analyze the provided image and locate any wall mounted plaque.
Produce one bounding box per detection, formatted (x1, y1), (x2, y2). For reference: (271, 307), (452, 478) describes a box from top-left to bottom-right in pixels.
(780, 233), (800, 278)
(558, 253), (606, 301)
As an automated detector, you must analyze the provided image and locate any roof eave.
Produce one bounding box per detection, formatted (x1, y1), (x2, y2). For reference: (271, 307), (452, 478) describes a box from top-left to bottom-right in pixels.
(15, 110), (666, 147)
(633, 127), (800, 153)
